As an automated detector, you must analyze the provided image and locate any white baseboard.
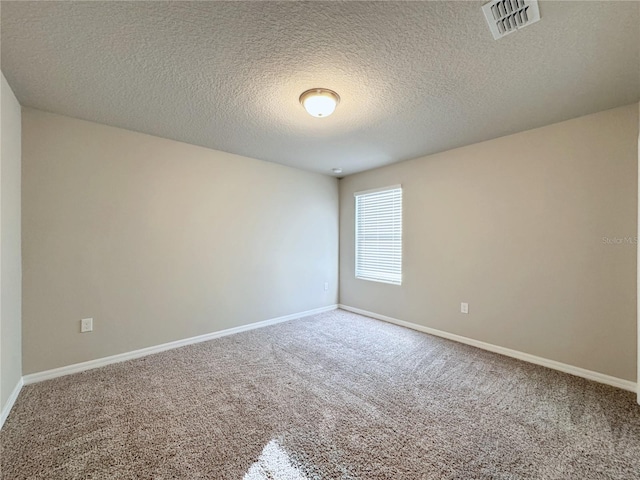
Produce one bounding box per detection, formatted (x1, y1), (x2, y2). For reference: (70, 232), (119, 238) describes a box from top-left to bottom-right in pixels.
(23, 304), (338, 386)
(339, 304), (637, 393)
(0, 377), (24, 430)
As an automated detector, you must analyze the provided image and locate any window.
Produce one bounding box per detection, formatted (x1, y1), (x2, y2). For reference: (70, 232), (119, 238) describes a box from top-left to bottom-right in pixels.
(354, 185), (402, 285)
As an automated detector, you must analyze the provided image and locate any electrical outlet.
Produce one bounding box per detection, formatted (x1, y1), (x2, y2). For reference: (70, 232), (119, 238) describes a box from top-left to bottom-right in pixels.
(324, 282), (329, 291)
(460, 303), (469, 314)
(81, 318), (93, 333)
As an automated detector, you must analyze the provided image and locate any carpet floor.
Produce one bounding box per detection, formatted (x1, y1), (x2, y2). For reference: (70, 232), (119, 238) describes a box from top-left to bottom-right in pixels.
(1, 309), (639, 479)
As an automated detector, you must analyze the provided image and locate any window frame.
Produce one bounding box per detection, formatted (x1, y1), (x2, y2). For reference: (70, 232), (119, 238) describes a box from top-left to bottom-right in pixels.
(354, 185), (403, 285)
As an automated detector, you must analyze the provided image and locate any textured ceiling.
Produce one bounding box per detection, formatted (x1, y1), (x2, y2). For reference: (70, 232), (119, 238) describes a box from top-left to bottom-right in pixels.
(1, 1), (639, 176)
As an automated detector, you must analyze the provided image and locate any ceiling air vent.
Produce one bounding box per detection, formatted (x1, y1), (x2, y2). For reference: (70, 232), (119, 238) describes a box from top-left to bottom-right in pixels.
(482, 0), (541, 40)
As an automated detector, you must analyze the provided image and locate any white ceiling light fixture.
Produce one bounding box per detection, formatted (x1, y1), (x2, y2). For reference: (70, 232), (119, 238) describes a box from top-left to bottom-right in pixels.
(332, 168), (343, 174)
(299, 88), (340, 118)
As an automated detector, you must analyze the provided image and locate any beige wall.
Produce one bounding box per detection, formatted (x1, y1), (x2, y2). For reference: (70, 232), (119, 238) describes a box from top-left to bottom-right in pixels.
(340, 103), (639, 382)
(22, 108), (338, 374)
(1, 73), (23, 411)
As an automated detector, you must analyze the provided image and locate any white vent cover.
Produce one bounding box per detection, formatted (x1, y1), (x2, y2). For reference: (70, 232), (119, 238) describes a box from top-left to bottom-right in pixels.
(482, 0), (541, 40)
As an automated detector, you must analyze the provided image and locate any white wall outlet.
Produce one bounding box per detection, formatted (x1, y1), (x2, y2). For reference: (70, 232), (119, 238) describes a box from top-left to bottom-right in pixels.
(81, 318), (93, 333)
(324, 282), (329, 291)
(461, 302), (469, 314)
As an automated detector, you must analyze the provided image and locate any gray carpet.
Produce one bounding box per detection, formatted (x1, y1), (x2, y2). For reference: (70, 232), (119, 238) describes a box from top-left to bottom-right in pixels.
(2, 309), (639, 479)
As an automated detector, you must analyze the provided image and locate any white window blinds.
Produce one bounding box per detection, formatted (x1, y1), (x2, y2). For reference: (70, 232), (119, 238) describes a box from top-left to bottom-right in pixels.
(354, 185), (402, 285)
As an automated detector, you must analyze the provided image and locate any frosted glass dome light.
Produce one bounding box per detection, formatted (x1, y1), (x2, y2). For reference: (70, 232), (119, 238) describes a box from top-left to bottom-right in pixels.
(299, 88), (340, 118)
